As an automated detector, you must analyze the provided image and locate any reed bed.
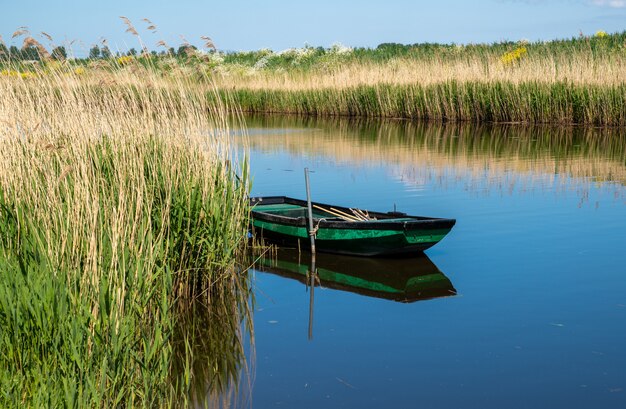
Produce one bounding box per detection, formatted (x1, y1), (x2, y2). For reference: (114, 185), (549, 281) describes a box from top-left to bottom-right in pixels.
(4, 32), (625, 125)
(0, 59), (251, 407)
(212, 32), (626, 126)
(222, 82), (626, 125)
(244, 115), (626, 194)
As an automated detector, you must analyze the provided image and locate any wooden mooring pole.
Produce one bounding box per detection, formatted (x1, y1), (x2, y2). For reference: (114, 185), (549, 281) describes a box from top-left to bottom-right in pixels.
(304, 168), (316, 255)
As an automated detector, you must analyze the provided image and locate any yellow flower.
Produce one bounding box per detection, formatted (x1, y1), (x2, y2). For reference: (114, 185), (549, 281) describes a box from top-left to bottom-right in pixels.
(1, 69), (19, 77)
(595, 30), (608, 38)
(74, 67), (86, 75)
(20, 72), (37, 79)
(1, 70), (36, 79)
(117, 56), (134, 66)
(500, 46), (527, 66)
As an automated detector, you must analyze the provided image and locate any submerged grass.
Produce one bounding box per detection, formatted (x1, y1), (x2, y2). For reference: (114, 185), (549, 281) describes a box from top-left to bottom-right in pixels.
(0, 58), (252, 407)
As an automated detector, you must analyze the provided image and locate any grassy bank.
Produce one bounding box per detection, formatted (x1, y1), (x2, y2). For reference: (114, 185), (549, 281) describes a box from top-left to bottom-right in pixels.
(3, 30), (626, 125)
(0, 60), (251, 407)
(224, 81), (626, 125)
(211, 31), (626, 125)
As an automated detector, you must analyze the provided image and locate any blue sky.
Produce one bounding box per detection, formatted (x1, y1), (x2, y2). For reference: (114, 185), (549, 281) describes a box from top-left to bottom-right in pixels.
(1, 0), (625, 54)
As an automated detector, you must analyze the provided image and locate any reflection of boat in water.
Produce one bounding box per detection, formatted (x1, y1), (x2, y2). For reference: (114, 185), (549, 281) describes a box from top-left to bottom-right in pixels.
(255, 248), (456, 303)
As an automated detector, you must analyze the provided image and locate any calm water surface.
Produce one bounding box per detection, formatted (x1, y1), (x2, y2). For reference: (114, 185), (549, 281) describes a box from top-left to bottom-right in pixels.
(242, 115), (626, 409)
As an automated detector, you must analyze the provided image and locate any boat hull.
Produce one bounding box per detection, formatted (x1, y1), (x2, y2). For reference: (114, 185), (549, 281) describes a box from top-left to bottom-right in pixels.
(250, 196), (455, 257)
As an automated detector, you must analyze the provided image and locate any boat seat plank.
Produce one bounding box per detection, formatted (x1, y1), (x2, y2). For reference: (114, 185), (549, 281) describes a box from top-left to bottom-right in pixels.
(254, 203), (304, 212)
(256, 203), (337, 219)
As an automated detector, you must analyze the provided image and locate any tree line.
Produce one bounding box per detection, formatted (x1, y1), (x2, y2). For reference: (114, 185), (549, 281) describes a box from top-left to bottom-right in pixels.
(0, 43), (201, 61)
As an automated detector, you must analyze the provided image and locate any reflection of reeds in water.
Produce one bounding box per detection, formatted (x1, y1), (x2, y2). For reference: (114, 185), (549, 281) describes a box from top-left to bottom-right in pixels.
(245, 115), (626, 195)
(171, 274), (253, 408)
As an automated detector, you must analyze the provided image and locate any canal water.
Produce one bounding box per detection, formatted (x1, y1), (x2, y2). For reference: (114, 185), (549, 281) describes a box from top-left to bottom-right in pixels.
(242, 115), (626, 409)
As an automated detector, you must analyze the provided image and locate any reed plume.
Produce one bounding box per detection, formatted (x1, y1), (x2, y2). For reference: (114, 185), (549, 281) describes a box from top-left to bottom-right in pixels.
(40, 31), (53, 42)
(22, 36), (50, 59)
(12, 27), (29, 38)
(201, 35), (216, 50)
(143, 18), (158, 33)
(119, 15), (138, 36)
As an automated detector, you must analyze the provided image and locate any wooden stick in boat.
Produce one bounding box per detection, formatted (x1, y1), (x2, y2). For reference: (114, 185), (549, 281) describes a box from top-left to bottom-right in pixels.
(314, 205), (359, 221)
(330, 207), (363, 222)
(353, 208), (376, 221)
(312, 204), (349, 220)
(312, 204), (359, 221)
(349, 208), (368, 221)
(354, 208), (371, 221)
(348, 208), (363, 220)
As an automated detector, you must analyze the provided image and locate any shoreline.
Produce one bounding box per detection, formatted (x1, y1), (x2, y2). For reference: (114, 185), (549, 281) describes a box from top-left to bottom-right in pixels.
(220, 81), (626, 127)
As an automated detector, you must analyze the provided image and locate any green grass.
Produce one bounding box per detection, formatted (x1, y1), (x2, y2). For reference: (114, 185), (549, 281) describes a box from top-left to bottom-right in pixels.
(0, 137), (251, 407)
(3, 30), (626, 125)
(220, 81), (626, 126)
(209, 31), (626, 126)
(0, 61), (252, 407)
(219, 31), (626, 71)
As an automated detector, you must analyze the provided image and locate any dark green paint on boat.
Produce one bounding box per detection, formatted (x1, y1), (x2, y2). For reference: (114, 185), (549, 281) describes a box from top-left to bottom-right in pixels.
(250, 196), (456, 257)
(255, 248), (456, 303)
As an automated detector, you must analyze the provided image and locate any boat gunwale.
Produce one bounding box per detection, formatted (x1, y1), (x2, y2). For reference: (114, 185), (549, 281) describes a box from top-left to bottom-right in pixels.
(250, 196), (456, 231)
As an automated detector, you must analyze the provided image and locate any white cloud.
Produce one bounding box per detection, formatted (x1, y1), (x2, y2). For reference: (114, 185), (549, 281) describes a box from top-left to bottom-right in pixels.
(591, 0), (626, 8)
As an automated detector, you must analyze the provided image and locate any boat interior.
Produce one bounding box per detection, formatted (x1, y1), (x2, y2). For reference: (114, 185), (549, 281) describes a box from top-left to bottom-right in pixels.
(254, 203), (339, 219)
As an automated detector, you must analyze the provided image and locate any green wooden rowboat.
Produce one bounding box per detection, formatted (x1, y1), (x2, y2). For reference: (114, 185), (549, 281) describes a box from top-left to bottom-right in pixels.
(255, 248), (456, 303)
(250, 196), (455, 257)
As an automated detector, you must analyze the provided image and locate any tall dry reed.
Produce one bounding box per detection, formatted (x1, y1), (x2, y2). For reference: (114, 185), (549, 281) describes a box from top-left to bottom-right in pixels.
(211, 33), (626, 125)
(0, 57), (252, 407)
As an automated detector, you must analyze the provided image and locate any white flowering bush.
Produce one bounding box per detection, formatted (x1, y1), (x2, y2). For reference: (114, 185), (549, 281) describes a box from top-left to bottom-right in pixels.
(329, 42), (353, 55)
(252, 56), (267, 69)
(277, 47), (315, 65)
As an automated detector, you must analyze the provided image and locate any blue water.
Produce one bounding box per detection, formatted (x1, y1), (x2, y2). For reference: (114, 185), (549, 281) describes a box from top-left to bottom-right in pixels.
(243, 117), (626, 409)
